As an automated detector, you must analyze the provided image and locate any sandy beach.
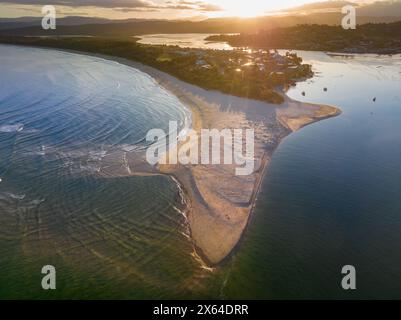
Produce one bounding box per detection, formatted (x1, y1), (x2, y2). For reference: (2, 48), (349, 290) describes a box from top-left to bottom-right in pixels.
(36, 48), (342, 266)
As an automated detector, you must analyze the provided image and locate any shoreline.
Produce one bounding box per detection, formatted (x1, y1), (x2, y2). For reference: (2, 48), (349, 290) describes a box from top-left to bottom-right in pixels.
(100, 52), (341, 266)
(2, 44), (342, 266)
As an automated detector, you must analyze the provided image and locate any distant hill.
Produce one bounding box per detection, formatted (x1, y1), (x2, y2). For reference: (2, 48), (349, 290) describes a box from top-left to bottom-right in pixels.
(0, 16), (108, 30)
(0, 16), (165, 30)
(1, 0), (401, 37)
(1, 12), (401, 37)
(282, 0), (401, 17)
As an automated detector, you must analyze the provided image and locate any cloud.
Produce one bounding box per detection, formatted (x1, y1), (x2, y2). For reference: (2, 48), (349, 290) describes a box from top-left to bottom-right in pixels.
(1, 0), (154, 8)
(358, 0), (401, 17)
(283, 1), (358, 13)
(164, 0), (222, 11)
(281, 0), (401, 16)
(0, 0), (222, 11)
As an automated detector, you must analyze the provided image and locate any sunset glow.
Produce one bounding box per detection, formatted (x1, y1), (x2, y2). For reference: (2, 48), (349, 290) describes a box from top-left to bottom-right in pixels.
(211, 0), (273, 17)
(209, 0), (318, 17)
(0, 0), (370, 19)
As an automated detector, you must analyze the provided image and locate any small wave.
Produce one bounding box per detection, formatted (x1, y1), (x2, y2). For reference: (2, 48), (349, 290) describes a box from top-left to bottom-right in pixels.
(173, 205), (188, 220)
(119, 144), (143, 152)
(171, 184), (214, 272)
(23, 145), (51, 156)
(0, 192), (45, 211)
(190, 250), (215, 273)
(180, 231), (191, 240)
(28, 199), (45, 206)
(3, 193), (26, 200)
(0, 123), (24, 133)
(37, 145), (47, 156)
(170, 176), (189, 207)
(21, 128), (40, 134)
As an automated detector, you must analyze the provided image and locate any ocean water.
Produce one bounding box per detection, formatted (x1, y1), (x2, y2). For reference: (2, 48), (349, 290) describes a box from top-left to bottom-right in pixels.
(1, 44), (401, 299)
(218, 51), (401, 299)
(0, 45), (204, 299)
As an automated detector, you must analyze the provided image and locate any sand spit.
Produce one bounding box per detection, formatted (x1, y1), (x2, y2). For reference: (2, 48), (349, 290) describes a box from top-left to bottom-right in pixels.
(36, 48), (342, 266)
(152, 78), (341, 266)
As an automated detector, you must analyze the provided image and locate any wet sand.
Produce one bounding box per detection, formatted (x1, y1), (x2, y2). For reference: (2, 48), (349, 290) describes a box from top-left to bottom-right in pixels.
(30, 48), (342, 266)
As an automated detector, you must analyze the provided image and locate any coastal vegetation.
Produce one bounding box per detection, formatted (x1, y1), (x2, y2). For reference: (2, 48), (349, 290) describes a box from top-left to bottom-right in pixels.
(206, 21), (401, 54)
(0, 36), (314, 104)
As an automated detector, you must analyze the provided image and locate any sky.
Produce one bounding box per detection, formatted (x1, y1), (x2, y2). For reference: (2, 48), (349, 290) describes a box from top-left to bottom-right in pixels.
(0, 0), (373, 19)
